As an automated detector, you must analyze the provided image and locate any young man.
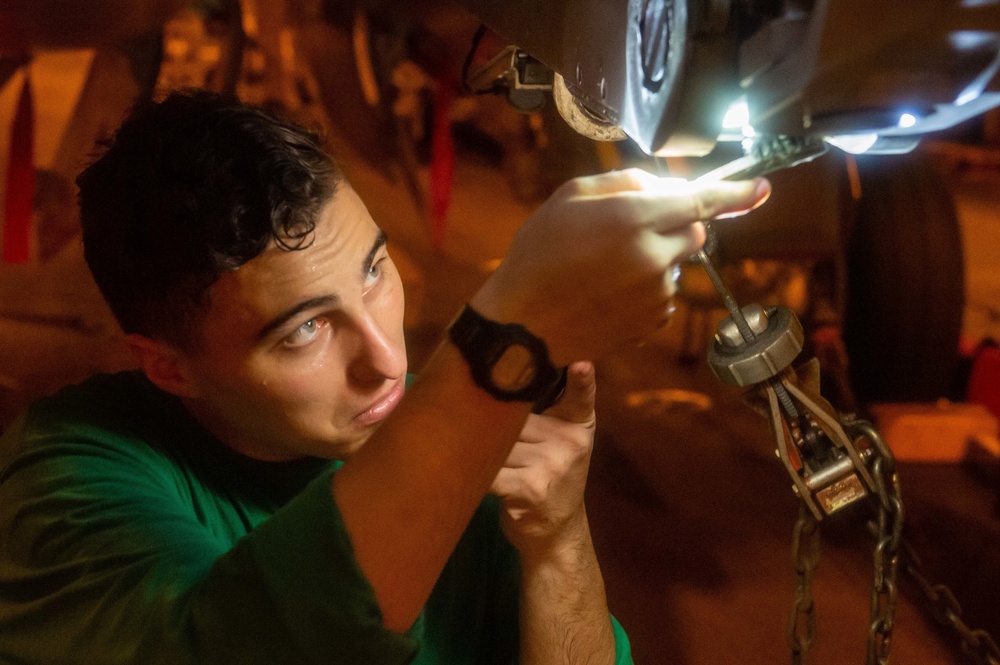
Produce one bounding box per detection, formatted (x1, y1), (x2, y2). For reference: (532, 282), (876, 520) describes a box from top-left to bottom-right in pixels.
(0, 91), (768, 663)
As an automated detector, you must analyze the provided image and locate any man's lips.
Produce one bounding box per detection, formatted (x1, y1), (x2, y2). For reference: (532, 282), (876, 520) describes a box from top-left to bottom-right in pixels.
(354, 378), (405, 425)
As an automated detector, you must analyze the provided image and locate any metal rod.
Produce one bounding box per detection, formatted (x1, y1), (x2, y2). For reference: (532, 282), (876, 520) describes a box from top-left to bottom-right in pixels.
(772, 378), (801, 420)
(690, 136), (830, 424)
(696, 246), (800, 420)
(695, 248), (756, 343)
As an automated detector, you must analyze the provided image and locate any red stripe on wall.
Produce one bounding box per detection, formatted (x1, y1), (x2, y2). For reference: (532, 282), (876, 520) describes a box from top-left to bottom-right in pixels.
(2, 74), (34, 264)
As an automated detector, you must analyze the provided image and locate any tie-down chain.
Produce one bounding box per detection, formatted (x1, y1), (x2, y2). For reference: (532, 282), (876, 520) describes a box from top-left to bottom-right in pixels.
(691, 137), (999, 665)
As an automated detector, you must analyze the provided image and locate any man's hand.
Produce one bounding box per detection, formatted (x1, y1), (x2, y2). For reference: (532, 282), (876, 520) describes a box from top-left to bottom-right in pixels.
(472, 169), (770, 367)
(335, 169), (768, 636)
(491, 361), (597, 558)
(492, 361), (619, 664)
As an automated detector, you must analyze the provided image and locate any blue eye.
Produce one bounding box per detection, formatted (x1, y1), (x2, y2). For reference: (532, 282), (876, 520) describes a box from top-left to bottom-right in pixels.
(366, 259), (384, 285)
(285, 318), (322, 348)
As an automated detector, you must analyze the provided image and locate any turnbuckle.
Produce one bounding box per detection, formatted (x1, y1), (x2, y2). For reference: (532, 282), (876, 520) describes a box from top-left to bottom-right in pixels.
(698, 250), (877, 520)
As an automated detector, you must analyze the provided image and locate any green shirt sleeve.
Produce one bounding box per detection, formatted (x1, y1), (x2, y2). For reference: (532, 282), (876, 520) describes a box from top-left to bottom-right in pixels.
(0, 416), (416, 665)
(611, 615), (634, 665)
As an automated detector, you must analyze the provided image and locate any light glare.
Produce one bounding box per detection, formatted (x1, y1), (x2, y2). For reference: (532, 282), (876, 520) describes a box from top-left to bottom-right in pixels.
(957, 87), (981, 106)
(825, 134), (880, 155)
(722, 99), (750, 129)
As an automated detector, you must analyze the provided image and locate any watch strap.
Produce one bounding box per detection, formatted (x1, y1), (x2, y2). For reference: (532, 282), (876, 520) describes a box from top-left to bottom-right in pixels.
(448, 305), (564, 406)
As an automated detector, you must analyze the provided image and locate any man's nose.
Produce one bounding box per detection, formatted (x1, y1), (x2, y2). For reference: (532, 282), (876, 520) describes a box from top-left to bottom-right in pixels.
(346, 314), (406, 385)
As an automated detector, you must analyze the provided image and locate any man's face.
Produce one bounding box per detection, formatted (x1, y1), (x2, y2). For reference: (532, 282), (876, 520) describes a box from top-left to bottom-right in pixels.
(181, 186), (407, 461)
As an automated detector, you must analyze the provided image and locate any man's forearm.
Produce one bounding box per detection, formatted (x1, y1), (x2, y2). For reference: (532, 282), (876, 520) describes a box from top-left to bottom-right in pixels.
(518, 513), (617, 665)
(333, 341), (533, 633)
(331, 171), (767, 636)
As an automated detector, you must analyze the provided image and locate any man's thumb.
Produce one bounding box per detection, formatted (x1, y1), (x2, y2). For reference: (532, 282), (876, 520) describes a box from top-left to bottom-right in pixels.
(543, 361), (596, 424)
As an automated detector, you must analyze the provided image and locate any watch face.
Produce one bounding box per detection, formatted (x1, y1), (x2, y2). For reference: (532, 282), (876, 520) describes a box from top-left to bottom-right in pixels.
(490, 344), (538, 392)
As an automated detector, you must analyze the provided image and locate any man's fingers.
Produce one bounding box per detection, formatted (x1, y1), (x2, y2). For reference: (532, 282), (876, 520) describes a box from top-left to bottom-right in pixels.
(491, 465), (561, 507)
(644, 223), (707, 264)
(491, 466), (534, 499)
(541, 361), (596, 424)
(702, 177), (772, 220)
(561, 168), (664, 197)
(490, 467), (516, 498)
(502, 438), (546, 468)
(636, 177), (770, 233)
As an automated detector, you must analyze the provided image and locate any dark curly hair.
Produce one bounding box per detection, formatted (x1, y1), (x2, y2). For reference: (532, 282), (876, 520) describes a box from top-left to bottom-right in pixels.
(78, 90), (342, 348)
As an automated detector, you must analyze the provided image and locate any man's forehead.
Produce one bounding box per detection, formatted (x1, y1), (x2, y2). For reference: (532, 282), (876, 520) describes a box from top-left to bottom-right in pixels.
(202, 191), (380, 326)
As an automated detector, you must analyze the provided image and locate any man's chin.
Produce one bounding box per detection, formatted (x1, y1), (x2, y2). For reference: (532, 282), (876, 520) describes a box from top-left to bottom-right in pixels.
(316, 426), (377, 460)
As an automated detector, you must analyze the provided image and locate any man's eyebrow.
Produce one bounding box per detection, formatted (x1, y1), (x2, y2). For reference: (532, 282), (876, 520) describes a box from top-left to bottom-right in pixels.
(255, 231), (386, 343)
(363, 230), (388, 279)
(256, 295), (339, 342)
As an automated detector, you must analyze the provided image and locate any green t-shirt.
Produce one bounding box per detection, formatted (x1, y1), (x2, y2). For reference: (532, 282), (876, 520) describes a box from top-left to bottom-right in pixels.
(0, 372), (632, 664)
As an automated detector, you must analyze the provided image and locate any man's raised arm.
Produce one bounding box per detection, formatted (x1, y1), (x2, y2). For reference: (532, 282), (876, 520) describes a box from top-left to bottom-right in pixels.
(332, 169), (770, 632)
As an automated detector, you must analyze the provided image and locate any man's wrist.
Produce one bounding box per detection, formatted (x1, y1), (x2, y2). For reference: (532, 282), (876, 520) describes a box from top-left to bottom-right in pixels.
(468, 270), (524, 326)
(469, 272), (562, 365)
(448, 304), (563, 406)
(514, 510), (594, 570)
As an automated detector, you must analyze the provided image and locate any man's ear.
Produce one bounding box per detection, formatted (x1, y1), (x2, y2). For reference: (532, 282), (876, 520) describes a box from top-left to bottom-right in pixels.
(126, 334), (201, 399)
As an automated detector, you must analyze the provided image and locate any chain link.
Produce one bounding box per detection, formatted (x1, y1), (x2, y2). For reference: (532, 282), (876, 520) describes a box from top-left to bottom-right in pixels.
(854, 419), (1000, 665)
(866, 452), (904, 665)
(782, 418), (907, 665)
(788, 502), (822, 665)
(897, 538), (1000, 665)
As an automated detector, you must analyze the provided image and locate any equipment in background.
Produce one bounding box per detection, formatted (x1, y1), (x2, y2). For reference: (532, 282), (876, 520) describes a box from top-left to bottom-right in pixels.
(457, 0), (1000, 158)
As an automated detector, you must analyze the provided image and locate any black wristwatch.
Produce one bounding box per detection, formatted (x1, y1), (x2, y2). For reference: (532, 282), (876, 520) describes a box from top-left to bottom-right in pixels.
(448, 305), (566, 410)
